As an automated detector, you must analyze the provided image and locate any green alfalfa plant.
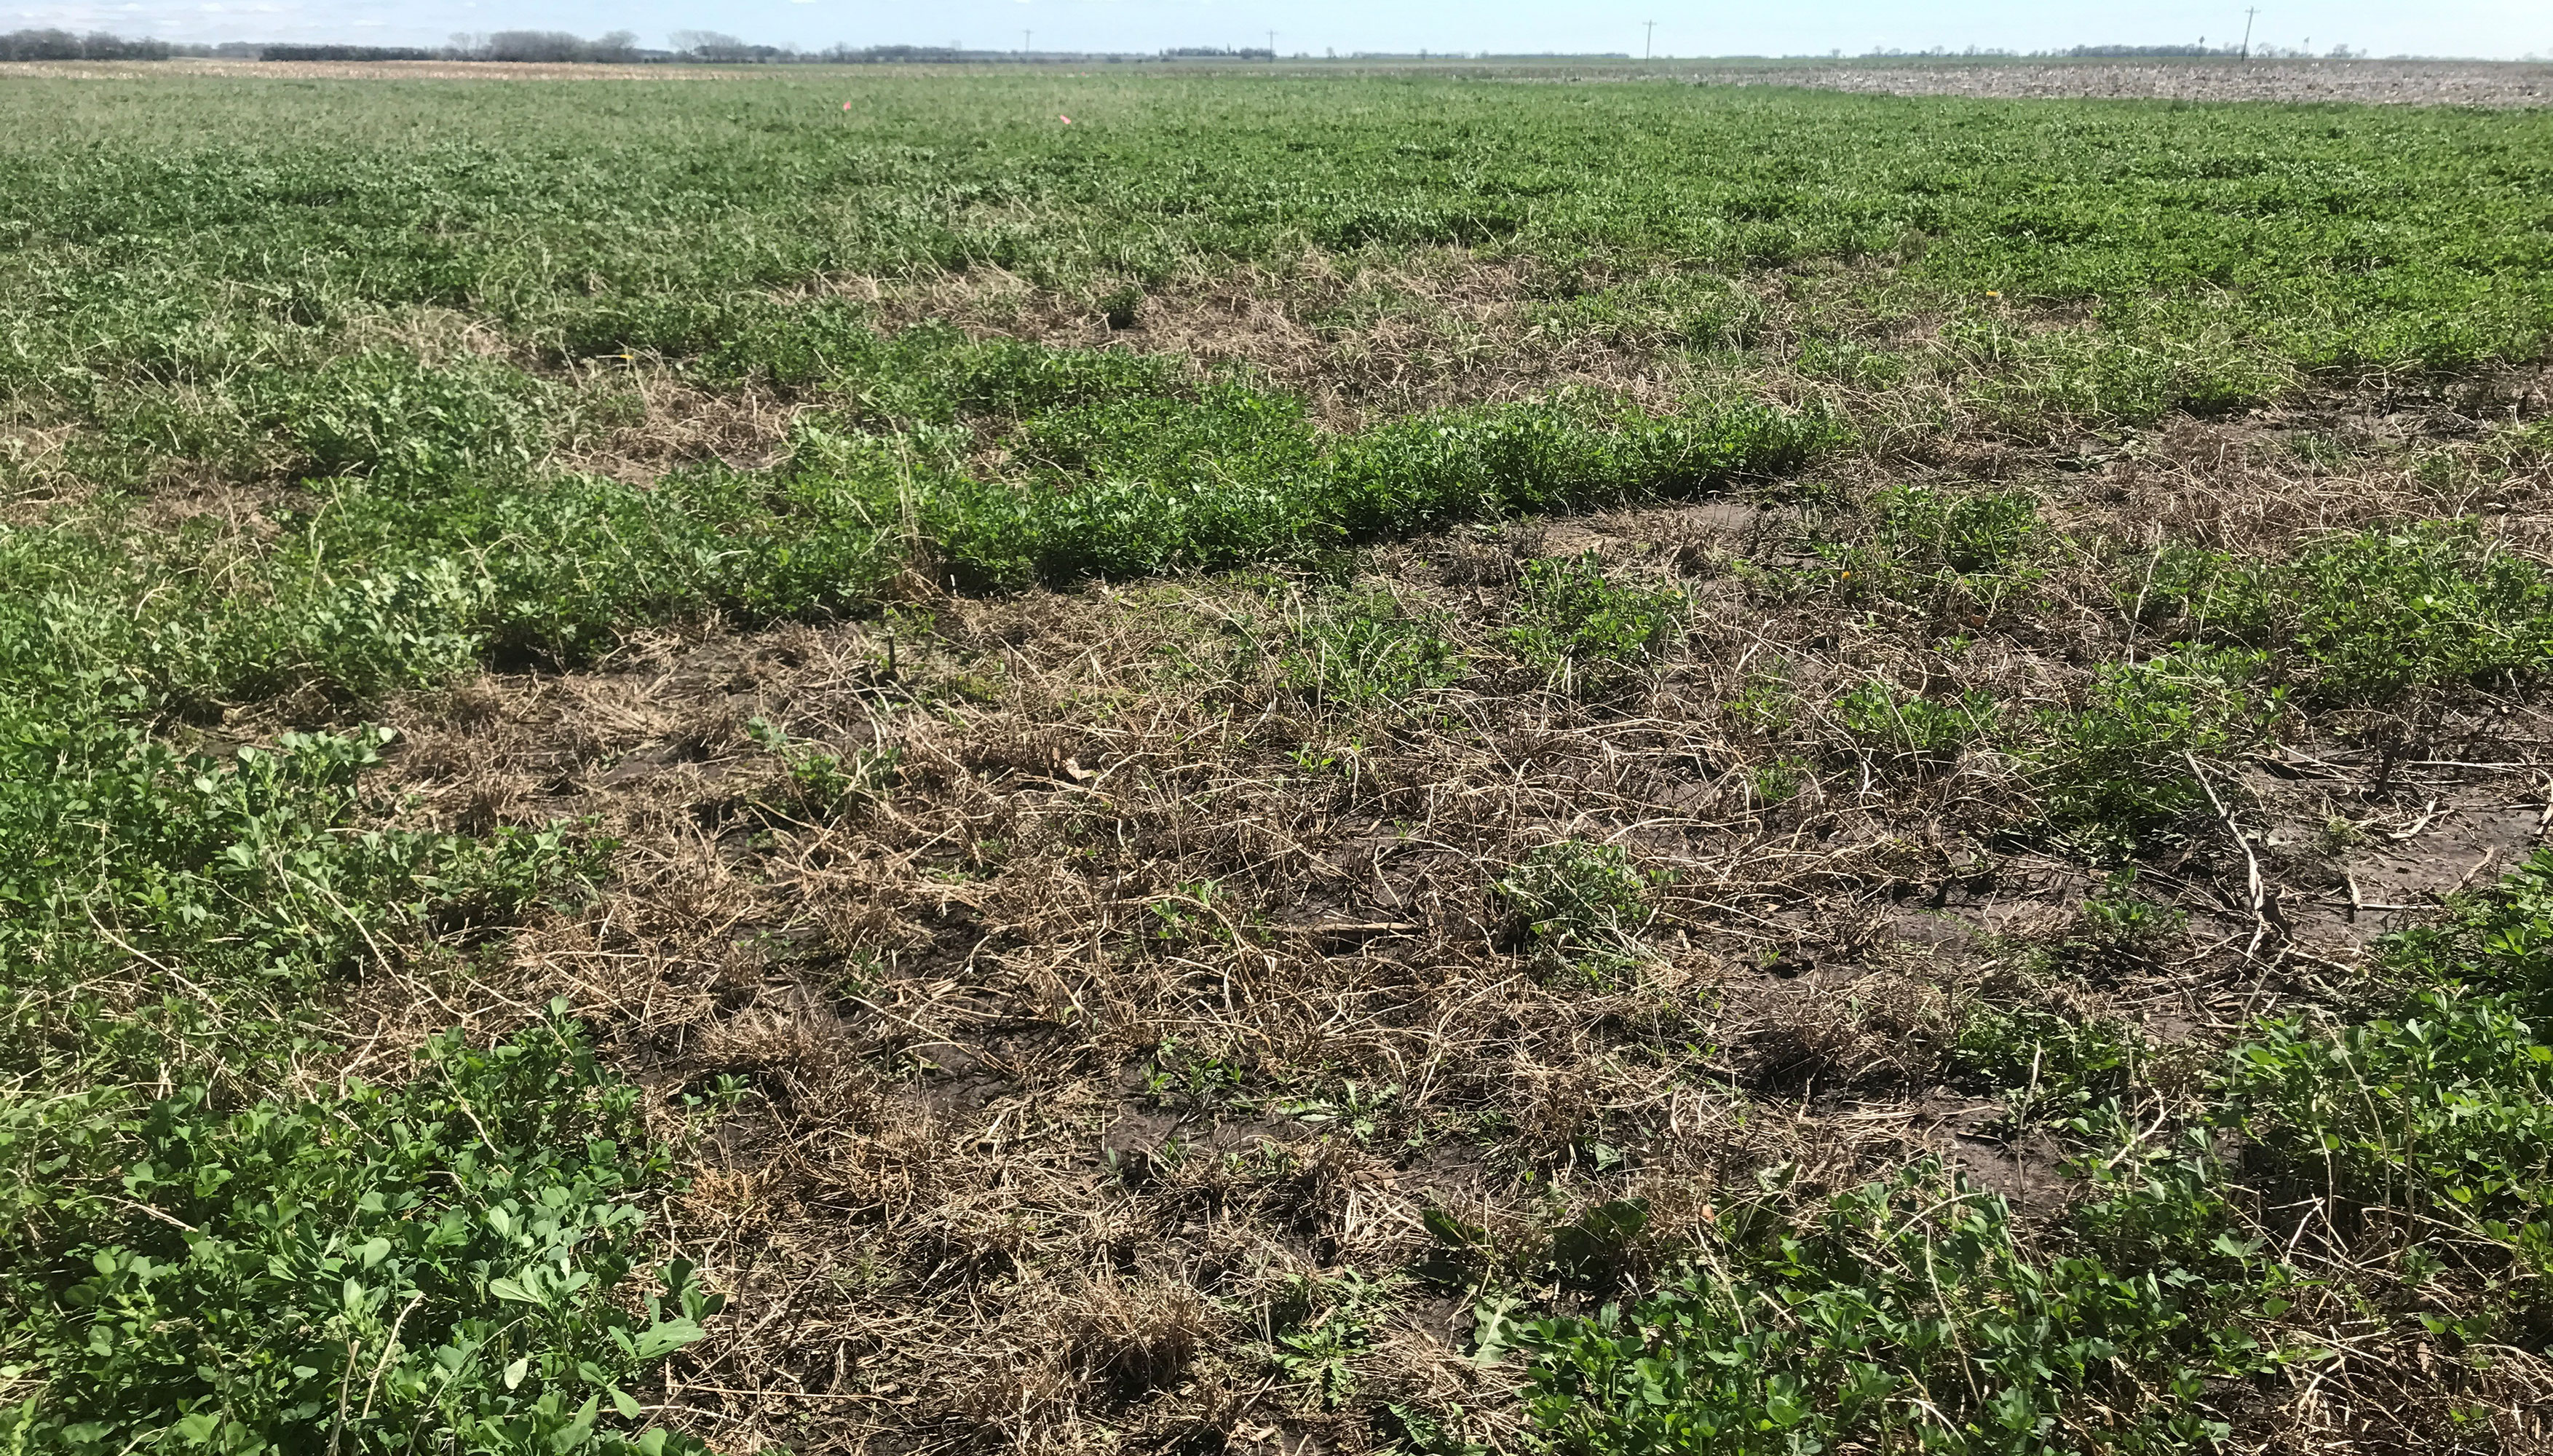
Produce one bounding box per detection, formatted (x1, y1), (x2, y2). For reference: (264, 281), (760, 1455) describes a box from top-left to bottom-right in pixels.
(744, 716), (900, 815)
(1265, 585), (1466, 713)
(0, 1007), (721, 1456)
(1504, 554), (1686, 698)
(1266, 1267), (1408, 1408)
(1517, 1158), (2270, 1456)
(1493, 839), (1672, 981)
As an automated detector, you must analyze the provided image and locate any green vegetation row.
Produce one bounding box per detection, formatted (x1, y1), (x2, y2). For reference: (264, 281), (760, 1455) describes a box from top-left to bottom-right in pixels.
(6, 333), (1829, 720)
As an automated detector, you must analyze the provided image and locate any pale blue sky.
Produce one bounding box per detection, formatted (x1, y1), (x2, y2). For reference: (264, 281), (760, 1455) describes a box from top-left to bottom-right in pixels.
(17, 0), (2549, 60)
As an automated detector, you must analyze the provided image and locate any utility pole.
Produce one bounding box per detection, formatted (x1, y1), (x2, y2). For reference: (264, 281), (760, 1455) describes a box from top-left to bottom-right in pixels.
(1021, 28), (1032, 56)
(2239, 7), (2257, 60)
(1644, 20), (1655, 60)
(1267, 29), (1278, 58)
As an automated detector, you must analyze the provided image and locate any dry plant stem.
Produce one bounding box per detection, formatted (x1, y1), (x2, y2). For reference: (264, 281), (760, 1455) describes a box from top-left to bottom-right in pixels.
(2186, 750), (2275, 960)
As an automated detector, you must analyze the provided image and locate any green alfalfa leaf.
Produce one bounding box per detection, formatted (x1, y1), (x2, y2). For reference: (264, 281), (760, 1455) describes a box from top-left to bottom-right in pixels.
(633, 1318), (707, 1360)
(553, 1393), (601, 1453)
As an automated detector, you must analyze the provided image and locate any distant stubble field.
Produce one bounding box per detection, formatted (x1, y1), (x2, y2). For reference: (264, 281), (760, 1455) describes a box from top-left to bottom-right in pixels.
(5, 62), (2553, 1456)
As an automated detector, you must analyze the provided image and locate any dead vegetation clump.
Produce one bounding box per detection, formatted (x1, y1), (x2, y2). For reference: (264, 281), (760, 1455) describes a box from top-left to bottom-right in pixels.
(557, 368), (808, 482)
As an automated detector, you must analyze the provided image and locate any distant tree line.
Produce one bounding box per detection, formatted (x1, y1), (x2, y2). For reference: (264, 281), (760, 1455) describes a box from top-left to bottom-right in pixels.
(446, 31), (641, 62)
(261, 45), (435, 62)
(0, 29), (174, 60)
(0, 28), (2384, 67)
(2060, 44), (2244, 58)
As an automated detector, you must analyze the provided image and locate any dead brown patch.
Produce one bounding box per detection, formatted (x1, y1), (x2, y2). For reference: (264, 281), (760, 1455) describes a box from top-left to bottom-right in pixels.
(125, 478), (301, 540)
(336, 553), (1997, 1450)
(832, 250), (1711, 431)
(0, 421), (87, 523)
(285, 495), (2281, 1445)
(561, 367), (807, 481)
(2061, 378), (2553, 564)
(342, 306), (521, 369)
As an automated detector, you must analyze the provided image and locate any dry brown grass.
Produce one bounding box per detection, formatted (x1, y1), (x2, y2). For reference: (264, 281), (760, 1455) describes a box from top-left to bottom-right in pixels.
(559, 368), (809, 482)
(0, 420), (87, 523)
(333, 523), (1945, 1450)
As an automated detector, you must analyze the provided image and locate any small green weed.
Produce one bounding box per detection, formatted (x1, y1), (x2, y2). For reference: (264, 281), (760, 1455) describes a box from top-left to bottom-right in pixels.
(745, 716), (899, 815)
(1951, 1004), (2145, 1123)
(2281, 523), (2553, 703)
(1271, 1081), (1403, 1144)
(1796, 336), (1912, 389)
(1379, 1401), (1488, 1456)
(1266, 587), (1465, 711)
(2217, 849), (2553, 1224)
(1146, 879), (1233, 948)
(1417, 1197), (1657, 1301)
(1545, 1198), (1655, 1292)
(1505, 554), (1685, 697)
(2136, 524), (2553, 705)
(1749, 755), (1810, 807)
(2222, 994), (2553, 1220)
(1879, 485), (2032, 574)
(1834, 679), (1998, 761)
(2026, 647), (2280, 852)
(1267, 1268), (1406, 1408)
(2073, 873), (2190, 963)
(1495, 841), (1661, 974)
(1722, 673), (1795, 737)
(1136, 1035), (1249, 1109)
